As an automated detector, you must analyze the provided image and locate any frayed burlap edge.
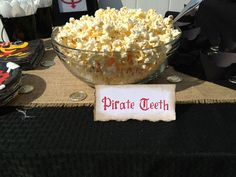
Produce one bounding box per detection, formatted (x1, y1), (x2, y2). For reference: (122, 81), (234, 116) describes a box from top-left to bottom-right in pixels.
(177, 99), (236, 104)
(8, 99), (236, 108)
(8, 102), (94, 108)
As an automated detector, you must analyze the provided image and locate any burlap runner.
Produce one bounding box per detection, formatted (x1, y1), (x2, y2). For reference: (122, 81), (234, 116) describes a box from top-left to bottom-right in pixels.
(9, 40), (236, 107)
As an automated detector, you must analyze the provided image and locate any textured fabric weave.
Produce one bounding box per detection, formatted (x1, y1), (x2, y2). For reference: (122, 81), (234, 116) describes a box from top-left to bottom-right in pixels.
(0, 104), (236, 177)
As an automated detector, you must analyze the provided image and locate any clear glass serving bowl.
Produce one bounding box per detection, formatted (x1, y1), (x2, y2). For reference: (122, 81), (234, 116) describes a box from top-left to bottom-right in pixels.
(51, 27), (181, 86)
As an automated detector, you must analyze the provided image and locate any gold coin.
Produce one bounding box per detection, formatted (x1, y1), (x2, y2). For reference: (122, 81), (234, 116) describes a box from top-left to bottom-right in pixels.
(40, 60), (55, 67)
(19, 85), (34, 94)
(69, 91), (87, 101)
(210, 46), (219, 52)
(228, 76), (236, 84)
(167, 75), (183, 83)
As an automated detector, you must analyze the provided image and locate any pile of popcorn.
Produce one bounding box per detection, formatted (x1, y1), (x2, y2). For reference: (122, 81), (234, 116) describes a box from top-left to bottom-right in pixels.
(55, 7), (181, 84)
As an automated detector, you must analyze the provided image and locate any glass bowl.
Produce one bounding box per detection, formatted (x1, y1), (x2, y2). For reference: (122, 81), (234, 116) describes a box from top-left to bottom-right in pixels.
(51, 27), (181, 86)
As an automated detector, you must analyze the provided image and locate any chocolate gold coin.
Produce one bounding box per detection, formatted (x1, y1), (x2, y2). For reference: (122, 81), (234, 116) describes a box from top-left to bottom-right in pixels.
(40, 60), (55, 67)
(167, 75), (183, 83)
(19, 85), (34, 94)
(69, 91), (87, 101)
(228, 76), (236, 84)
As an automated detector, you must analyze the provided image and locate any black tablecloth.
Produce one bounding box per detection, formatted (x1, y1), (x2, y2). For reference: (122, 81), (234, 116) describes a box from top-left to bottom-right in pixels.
(0, 104), (236, 177)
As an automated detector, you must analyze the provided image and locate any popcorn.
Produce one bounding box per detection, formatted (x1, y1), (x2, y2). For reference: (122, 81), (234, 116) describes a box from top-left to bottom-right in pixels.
(56, 7), (179, 52)
(55, 7), (181, 84)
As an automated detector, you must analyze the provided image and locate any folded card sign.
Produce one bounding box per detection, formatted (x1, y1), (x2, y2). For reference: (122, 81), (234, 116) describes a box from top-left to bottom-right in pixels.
(95, 85), (176, 122)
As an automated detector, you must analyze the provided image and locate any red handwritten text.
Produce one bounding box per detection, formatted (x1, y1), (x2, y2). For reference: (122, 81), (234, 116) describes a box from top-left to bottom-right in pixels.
(102, 96), (135, 111)
(101, 96), (169, 111)
(139, 98), (169, 111)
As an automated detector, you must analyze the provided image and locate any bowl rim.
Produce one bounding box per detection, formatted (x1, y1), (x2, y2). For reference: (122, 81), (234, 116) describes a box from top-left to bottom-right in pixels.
(51, 26), (182, 54)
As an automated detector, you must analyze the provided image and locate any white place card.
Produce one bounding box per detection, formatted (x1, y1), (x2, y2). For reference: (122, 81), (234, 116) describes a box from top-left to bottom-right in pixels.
(58, 0), (88, 13)
(95, 85), (176, 122)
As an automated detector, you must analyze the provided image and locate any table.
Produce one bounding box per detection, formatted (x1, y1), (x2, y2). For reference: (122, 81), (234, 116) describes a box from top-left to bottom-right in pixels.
(1, 40), (236, 177)
(0, 104), (236, 177)
(1, 1), (236, 175)
(8, 39), (236, 107)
